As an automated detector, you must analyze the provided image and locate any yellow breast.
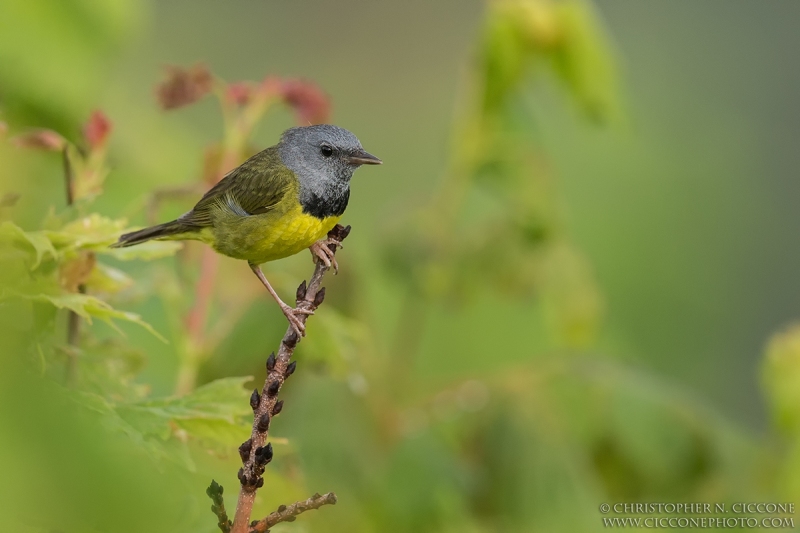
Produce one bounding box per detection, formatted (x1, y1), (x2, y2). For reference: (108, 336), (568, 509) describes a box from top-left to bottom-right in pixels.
(211, 203), (340, 264)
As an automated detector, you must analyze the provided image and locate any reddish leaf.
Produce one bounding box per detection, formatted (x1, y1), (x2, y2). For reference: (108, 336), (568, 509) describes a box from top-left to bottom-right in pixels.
(156, 64), (213, 110)
(83, 110), (112, 150)
(12, 129), (67, 151)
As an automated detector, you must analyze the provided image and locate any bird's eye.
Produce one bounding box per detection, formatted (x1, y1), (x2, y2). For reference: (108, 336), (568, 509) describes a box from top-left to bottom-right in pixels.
(320, 144), (334, 157)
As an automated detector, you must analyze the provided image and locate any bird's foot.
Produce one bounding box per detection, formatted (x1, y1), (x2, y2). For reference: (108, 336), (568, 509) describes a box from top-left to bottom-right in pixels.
(280, 303), (314, 337)
(310, 239), (341, 274)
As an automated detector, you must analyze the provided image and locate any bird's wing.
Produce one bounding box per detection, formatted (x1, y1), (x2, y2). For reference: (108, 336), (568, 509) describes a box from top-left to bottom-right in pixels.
(180, 147), (295, 227)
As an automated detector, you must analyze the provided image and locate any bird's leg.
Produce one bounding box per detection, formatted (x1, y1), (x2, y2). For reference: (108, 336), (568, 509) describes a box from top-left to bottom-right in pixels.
(248, 262), (312, 337)
(309, 238), (342, 274)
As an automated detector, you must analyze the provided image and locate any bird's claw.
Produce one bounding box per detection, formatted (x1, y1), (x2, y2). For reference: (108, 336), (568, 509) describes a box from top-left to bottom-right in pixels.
(280, 304), (313, 337)
(310, 240), (341, 274)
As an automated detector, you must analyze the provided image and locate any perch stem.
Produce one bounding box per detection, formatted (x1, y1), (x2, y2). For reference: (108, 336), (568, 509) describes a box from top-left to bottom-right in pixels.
(229, 224), (350, 533)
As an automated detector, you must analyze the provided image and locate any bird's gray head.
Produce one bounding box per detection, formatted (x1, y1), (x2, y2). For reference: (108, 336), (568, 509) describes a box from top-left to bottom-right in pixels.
(278, 124), (381, 184)
(278, 124), (381, 218)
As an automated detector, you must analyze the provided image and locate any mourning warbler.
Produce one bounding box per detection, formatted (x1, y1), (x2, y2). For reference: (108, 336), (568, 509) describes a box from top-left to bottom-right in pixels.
(111, 124), (381, 336)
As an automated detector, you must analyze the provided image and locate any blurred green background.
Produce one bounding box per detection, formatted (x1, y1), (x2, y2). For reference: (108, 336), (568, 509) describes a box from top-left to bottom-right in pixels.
(2, 1), (800, 532)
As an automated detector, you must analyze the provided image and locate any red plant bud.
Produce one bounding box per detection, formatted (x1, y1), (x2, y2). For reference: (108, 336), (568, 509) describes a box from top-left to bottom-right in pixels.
(277, 78), (331, 125)
(156, 64), (213, 110)
(12, 129), (66, 151)
(226, 82), (252, 106)
(83, 110), (112, 150)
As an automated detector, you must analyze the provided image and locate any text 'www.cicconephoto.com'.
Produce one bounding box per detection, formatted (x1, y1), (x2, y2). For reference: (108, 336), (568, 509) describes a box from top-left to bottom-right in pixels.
(599, 502), (795, 529)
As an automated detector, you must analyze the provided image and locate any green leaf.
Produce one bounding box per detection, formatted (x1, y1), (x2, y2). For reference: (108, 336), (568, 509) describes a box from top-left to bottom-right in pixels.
(44, 214), (126, 251)
(550, 0), (622, 124)
(116, 377), (253, 448)
(763, 323), (800, 434)
(0, 221), (58, 269)
(72, 391), (173, 463)
(85, 261), (134, 293)
(6, 288), (166, 342)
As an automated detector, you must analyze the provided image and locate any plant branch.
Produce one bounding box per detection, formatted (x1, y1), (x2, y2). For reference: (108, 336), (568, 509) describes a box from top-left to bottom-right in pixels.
(175, 246), (221, 394)
(207, 479), (232, 533)
(249, 492), (337, 533)
(176, 87), (275, 395)
(62, 146), (81, 385)
(227, 223), (351, 533)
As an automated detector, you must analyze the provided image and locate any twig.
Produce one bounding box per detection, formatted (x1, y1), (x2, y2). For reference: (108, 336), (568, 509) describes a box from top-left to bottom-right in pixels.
(62, 146), (82, 385)
(226, 223), (351, 533)
(62, 147), (74, 206)
(249, 492), (337, 533)
(206, 480), (232, 533)
(176, 246), (220, 395)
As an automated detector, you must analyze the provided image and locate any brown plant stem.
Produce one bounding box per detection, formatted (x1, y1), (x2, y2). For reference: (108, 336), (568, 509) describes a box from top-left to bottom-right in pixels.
(62, 146), (82, 385)
(228, 223), (350, 533)
(175, 246), (220, 394)
(249, 492), (337, 533)
(176, 83), (271, 394)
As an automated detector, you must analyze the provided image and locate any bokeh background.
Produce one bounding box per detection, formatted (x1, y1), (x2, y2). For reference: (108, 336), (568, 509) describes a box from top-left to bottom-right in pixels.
(2, 1), (800, 532)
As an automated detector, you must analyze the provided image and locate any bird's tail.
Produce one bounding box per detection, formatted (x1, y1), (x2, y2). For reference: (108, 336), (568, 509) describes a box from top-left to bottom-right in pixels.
(111, 220), (196, 248)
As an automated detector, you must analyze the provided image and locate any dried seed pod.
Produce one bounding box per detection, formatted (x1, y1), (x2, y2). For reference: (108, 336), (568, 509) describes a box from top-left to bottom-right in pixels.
(296, 280), (307, 301)
(257, 413), (270, 432)
(284, 330), (299, 348)
(250, 389), (260, 411)
(254, 443), (274, 465)
(313, 287), (326, 307)
(239, 439), (253, 462)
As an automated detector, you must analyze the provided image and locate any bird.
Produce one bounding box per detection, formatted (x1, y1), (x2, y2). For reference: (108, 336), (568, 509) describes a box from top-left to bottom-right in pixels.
(111, 124), (381, 336)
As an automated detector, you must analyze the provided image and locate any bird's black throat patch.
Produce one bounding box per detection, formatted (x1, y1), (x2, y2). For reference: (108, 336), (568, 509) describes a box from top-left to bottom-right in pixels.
(300, 188), (350, 219)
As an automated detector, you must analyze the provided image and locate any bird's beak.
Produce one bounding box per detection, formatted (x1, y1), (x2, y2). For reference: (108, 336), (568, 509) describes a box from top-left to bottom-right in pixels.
(347, 149), (382, 166)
